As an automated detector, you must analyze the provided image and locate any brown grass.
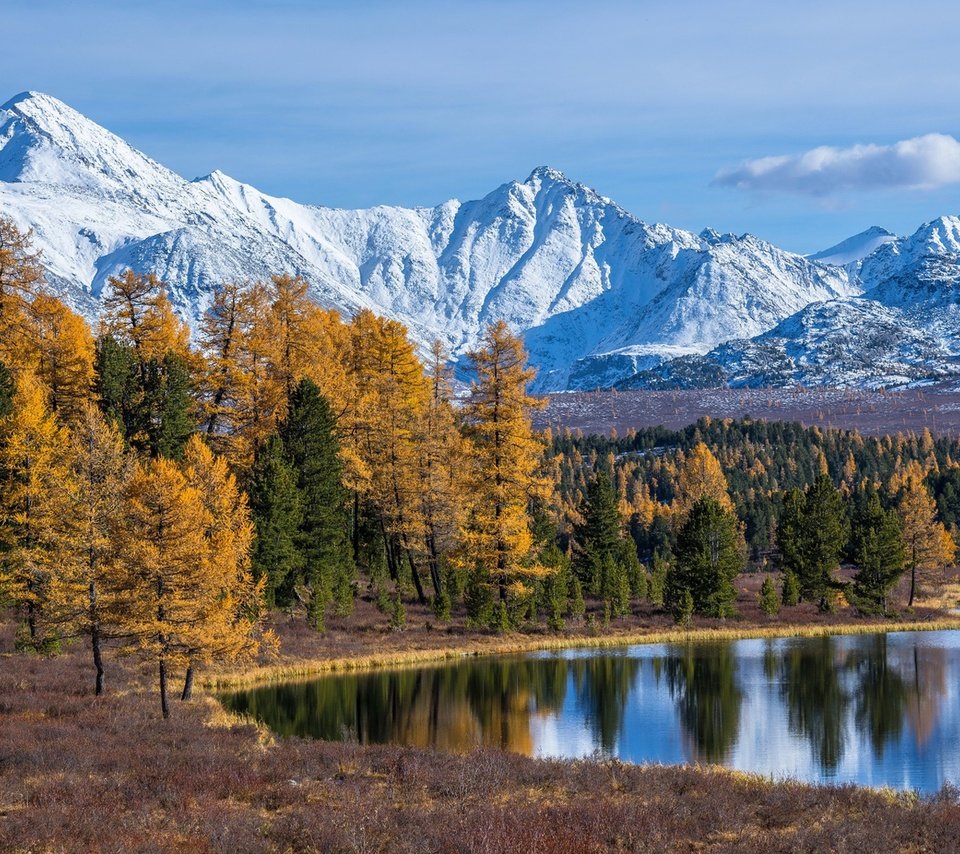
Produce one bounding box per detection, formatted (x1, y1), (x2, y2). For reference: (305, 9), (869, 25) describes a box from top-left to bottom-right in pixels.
(3, 623), (960, 853)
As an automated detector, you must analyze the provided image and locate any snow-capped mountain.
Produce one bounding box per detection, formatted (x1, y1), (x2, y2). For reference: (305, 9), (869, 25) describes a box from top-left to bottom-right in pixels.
(628, 218), (960, 390)
(0, 91), (957, 392)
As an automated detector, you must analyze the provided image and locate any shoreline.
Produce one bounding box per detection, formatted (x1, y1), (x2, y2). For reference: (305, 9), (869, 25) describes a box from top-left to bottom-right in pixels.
(205, 616), (960, 690)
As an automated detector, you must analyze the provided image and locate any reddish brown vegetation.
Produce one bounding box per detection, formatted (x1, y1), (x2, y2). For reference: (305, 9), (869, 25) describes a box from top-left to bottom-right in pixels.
(539, 386), (960, 438)
(4, 615), (960, 853)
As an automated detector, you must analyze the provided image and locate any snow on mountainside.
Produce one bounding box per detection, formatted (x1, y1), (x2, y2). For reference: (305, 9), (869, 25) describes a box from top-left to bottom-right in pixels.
(0, 91), (957, 392)
(808, 226), (897, 266)
(624, 217), (960, 391)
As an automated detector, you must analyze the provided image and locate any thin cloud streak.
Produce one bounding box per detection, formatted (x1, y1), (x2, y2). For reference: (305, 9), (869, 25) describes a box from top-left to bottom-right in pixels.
(714, 134), (960, 195)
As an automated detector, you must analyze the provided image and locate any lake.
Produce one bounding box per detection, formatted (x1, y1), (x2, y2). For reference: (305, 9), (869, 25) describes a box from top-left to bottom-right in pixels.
(221, 630), (960, 792)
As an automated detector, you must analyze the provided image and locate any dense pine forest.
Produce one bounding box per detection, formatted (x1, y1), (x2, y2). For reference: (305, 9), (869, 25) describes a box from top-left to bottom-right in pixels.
(0, 216), (957, 716)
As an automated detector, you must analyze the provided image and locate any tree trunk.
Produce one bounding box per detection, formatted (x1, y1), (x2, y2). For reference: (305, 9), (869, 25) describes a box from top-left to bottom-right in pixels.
(91, 623), (105, 696)
(181, 663), (194, 701)
(352, 492), (361, 564)
(159, 659), (170, 719)
(405, 547), (427, 605)
(908, 560), (917, 607)
(426, 532), (443, 600)
(26, 599), (38, 644)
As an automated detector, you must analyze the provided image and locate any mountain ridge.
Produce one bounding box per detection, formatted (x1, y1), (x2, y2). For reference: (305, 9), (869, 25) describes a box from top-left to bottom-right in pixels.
(0, 91), (956, 392)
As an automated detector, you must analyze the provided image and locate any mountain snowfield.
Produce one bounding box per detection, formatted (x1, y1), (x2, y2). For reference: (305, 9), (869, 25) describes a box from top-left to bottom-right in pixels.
(1, 90), (958, 391)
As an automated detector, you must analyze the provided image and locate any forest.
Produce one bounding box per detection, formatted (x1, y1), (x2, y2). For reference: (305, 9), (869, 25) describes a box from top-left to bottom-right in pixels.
(0, 216), (957, 717)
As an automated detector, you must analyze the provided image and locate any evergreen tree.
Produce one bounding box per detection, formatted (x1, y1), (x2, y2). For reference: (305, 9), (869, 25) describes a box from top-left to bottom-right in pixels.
(758, 576), (781, 616)
(620, 538), (647, 601)
(850, 492), (905, 614)
(776, 488), (806, 581)
(777, 476), (846, 611)
(281, 379), (353, 628)
(667, 497), (743, 618)
(144, 352), (194, 459)
(799, 474), (848, 610)
(248, 436), (304, 606)
(649, 550), (669, 608)
(93, 335), (142, 443)
(539, 543), (570, 630)
(574, 470), (621, 593)
(781, 569), (800, 606)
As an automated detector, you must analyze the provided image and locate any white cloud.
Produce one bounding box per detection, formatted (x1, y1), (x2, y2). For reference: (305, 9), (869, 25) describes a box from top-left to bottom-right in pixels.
(714, 134), (960, 195)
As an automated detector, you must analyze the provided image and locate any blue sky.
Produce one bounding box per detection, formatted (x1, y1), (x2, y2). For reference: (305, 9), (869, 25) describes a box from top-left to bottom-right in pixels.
(4, 0), (960, 253)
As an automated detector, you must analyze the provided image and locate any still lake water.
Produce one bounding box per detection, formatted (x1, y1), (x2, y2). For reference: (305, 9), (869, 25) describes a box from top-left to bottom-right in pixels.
(222, 630), (960, 792)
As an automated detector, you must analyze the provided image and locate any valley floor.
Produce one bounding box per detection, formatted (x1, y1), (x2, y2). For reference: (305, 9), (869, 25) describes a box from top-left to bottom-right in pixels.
(4, 581), (960, 853)
(538, 385), (960, 438)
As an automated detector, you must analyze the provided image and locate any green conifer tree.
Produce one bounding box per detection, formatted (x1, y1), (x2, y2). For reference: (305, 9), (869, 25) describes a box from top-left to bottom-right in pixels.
(850, 492), (906, 614)
(281, 379), (354, 627)
(574, 470), (621, 594)
(758, 576), (781, 616)
(667, 497), (743, 618)
(248, 435), (304, 607)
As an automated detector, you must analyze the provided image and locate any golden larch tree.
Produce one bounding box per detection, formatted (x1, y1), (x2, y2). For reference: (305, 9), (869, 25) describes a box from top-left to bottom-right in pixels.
(0, 370), (73, 648)
(100, 270), (192, 368)
(417, 340), (465, 600)
(459, 321), (549, 604)
(0, 217), (44, 364)
(46, 404), (131, 693)
(112, 457), (213, 718)
(178, 435), (267, 699)
(25, 293), (96, 427)
(895, 460), (957, 606)
(673, 441), (733, 521)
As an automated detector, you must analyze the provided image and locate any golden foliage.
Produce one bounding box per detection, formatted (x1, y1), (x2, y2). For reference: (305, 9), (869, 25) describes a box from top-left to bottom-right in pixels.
(458, 321), (549, 596)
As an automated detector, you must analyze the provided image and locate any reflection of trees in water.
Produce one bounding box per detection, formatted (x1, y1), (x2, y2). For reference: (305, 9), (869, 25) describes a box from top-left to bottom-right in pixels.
(904, 645), (947, 748)
(779, 636), (849, 772)
(570, 655), (641, 753)
(850, 635), (908, 758)
(664, 643), (742, 763)
(224, 656), (574, 756)
(225, 634), (955, 772)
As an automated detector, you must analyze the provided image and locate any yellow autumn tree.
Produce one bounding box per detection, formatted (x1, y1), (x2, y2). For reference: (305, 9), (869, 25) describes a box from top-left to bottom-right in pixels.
(417, 340), (465, 601)
(179, 435), (268, 699)
(459, 321), (549, 618)
(46, 404), (130, 693)
(100, 270), (192, 367)
(0, 370), (73, 649)
(25, 293), (95, 427)
(112, 457), (213, 718)
(362, 315), (433, 601)
(0, 217), (44, 365)
(264, 273), (350, 407)
(895, 460), (957, 606)
(673, 441), (734, 521)
(196, 280), (285, 472)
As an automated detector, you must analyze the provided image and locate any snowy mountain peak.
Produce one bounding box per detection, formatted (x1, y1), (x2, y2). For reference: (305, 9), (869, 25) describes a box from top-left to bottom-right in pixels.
(525, 165), (571, 184)
(0, 90), (182, 195)
(809, 226), (897, 266)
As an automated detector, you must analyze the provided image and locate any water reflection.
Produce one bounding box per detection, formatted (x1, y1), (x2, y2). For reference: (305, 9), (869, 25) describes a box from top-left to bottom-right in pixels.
(665, 643), (742, 763)
(221, 630), (960, 792)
